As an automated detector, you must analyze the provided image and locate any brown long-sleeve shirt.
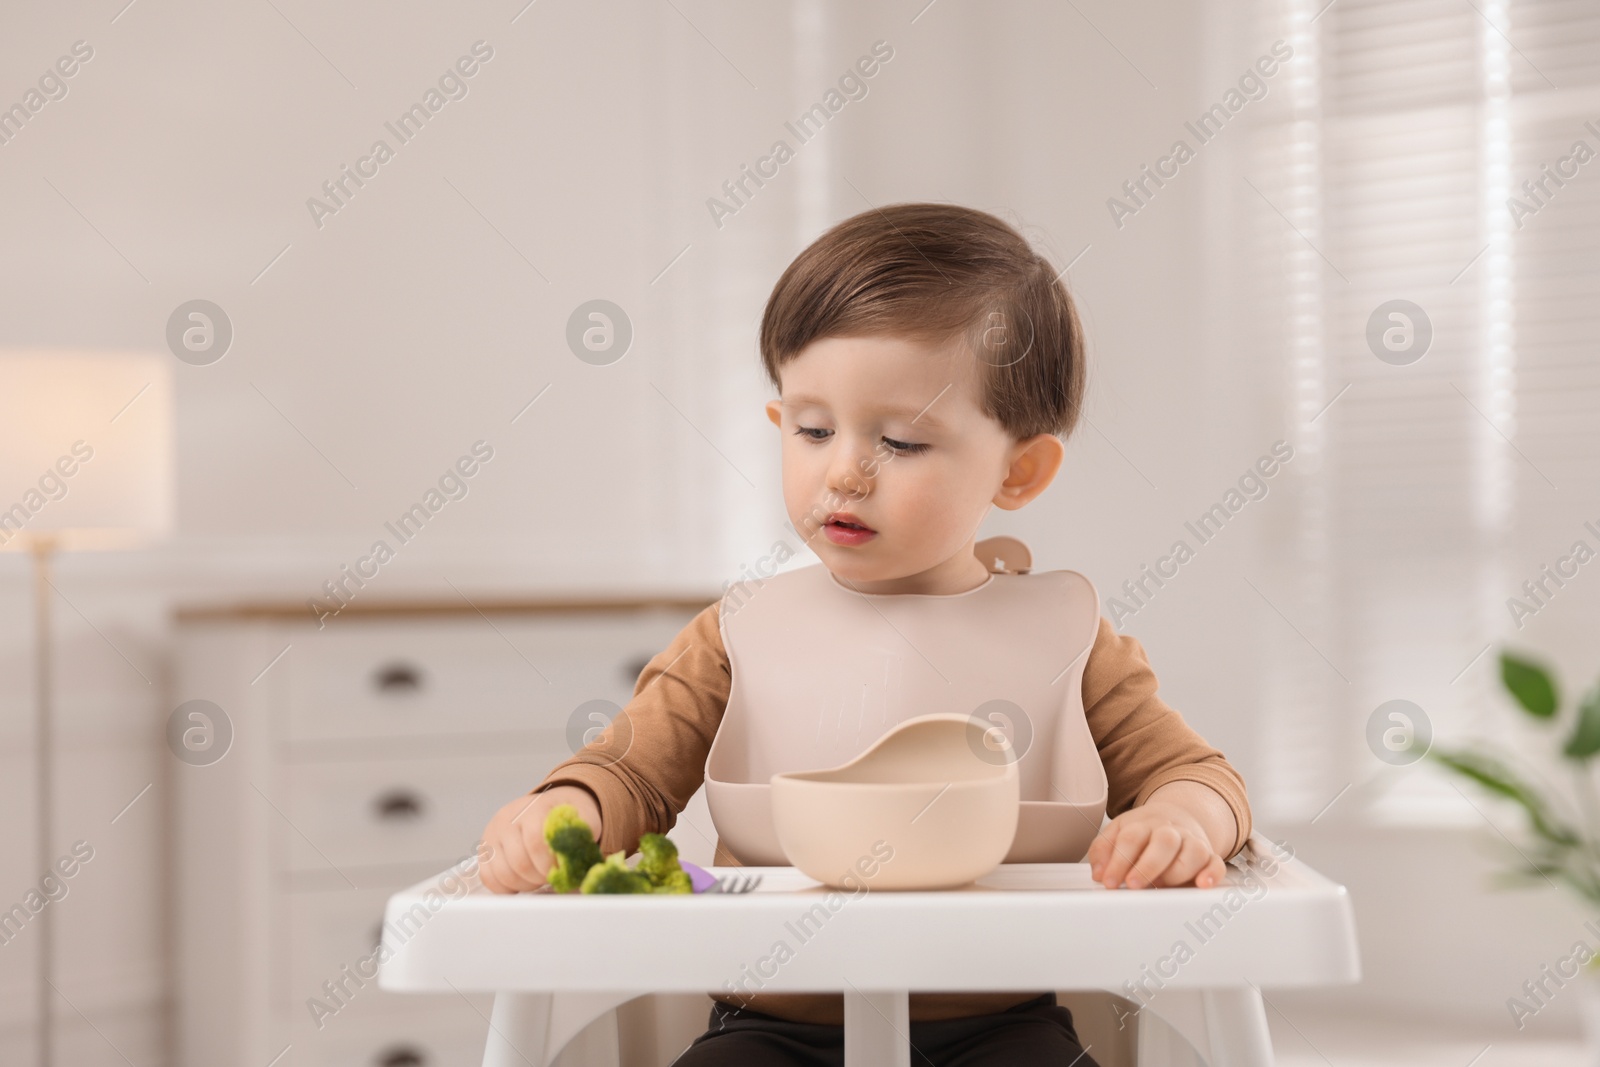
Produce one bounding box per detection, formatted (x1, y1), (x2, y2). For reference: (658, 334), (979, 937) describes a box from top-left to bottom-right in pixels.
(531, 598), (1252, 1025)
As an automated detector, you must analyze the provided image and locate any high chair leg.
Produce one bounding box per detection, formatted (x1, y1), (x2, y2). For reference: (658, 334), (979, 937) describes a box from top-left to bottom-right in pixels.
(1200, 987), (1273, 1066)
(483, 993), (553, 1067)
(481, 991), (632, 1067)
(843, 990), (911, 1067)
(1133, 986), (1274, 1067)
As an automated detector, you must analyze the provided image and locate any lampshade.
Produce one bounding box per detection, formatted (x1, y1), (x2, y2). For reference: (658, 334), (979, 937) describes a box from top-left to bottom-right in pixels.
(0, 351), (174, 551)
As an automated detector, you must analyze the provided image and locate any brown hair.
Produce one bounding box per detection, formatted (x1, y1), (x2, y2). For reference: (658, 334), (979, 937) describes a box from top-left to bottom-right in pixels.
(759, 202), (1086, 441)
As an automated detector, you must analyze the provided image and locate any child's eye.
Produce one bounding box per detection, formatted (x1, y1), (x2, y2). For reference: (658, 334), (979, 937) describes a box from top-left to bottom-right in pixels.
(794, 426), (928, 455)
(882, 436), (929, 455)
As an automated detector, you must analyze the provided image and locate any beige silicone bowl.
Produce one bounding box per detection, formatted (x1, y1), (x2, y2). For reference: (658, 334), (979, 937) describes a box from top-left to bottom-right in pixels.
(770, 713), (1021, 891)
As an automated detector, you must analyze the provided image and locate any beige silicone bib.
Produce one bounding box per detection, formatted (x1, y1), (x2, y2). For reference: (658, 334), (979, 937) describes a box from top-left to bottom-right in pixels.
(705, 536), (1107, 866)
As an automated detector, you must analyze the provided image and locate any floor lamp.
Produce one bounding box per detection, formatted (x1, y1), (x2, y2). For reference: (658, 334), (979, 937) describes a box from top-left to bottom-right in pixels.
(0, 352), (172, 1067)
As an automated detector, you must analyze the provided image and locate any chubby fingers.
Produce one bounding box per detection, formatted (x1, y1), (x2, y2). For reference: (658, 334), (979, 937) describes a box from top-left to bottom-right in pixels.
(1090, 820), (1153, 889)
(481, 822), (531, 893)
(1085, 820), (1120, 885)
(482, 797), (548, 893)
(1126, 825), (1184, 889)
(1191, 851), (1227, 889)
(1089, 819), (1228, 889)
(1146, 830), (1223, 887)
(479, 826), (513, 894)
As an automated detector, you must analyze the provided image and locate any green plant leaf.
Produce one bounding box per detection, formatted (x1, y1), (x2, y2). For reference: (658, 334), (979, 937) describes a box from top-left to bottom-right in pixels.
(1566, 685), (1600, 759)
(1489, 867), (1562, 893)
(1430, 747), (1580, 847)
(1551, 866), (1600, 909)
(1502, 651), (1559, 719)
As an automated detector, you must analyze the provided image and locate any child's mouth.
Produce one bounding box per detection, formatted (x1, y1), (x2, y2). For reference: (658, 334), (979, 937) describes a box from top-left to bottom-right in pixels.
(823, 518), (876, 546)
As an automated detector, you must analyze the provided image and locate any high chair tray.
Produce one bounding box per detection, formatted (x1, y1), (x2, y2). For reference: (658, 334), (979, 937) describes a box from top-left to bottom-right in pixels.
(379, 837), (1358, 995)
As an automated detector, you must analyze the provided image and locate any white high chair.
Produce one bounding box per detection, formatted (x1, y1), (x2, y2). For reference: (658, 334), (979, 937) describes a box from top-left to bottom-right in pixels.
(378, 833), (1359, 1067)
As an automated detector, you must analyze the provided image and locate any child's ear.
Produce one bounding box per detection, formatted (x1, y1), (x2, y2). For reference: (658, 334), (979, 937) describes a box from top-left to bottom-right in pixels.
(765, 400), (783, 427)
(993, 433), (1064, 511)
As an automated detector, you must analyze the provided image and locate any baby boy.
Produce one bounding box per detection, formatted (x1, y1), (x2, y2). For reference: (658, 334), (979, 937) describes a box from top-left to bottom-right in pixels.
(479, 202), (1252, 1066)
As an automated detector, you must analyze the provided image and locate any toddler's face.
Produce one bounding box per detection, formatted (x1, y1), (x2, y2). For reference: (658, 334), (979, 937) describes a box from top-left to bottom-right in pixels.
(766, 333), (1057, 595)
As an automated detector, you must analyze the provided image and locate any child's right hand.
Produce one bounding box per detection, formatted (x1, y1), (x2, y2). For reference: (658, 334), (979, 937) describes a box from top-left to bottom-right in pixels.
(479, 785), (604, 894)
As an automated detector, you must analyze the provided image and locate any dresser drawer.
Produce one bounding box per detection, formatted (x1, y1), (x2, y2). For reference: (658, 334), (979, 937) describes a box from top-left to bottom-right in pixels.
(285, 890), (623, 1066)
(288, 1004), (493, 1067)
(286, 885), (488, 1020)
(284, 749), (569, 873)
(287, 885), (391, 1016)
(286, 613), (699, 742)
(288, 1002), (620, 1067)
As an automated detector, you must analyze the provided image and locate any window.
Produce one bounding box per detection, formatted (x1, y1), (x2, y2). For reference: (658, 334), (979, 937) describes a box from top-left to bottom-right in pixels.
(1243, 0), (1600, 823)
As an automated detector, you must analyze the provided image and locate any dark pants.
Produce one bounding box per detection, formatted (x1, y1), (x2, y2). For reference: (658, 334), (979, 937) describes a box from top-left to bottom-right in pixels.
(672, 992), (1101, 1067)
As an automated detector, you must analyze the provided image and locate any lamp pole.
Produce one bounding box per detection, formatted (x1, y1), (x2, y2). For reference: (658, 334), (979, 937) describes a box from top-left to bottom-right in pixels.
(33, 533), (56, 1067)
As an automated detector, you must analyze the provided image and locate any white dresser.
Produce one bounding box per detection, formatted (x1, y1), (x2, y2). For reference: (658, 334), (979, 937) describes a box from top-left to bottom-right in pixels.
(172, 597), (716, 1067)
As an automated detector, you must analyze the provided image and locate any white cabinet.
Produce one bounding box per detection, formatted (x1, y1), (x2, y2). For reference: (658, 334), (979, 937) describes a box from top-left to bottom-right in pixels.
(172, 600), (711, 1067)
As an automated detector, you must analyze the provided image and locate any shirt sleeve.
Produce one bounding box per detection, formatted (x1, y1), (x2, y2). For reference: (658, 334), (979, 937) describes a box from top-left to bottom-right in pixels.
(529, 600), (730, 856)
(1082, 616), (1254, 858)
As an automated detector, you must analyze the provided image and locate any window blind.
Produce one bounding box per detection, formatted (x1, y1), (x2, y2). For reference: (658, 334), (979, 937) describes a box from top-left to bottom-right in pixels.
(1244, 0), (1600, 823)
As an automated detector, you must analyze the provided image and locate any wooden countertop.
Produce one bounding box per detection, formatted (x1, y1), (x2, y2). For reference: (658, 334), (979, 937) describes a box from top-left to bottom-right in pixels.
(174, 592), (720, 621)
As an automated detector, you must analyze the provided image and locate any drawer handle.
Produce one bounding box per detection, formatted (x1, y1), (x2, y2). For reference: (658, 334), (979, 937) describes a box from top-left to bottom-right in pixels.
(374, 790), (425, 821)
(376, 1045), (426, 1067)
(374, 662), (424, 693)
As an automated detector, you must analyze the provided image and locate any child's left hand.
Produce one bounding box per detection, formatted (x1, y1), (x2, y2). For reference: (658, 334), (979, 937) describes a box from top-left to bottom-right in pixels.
(1086, 801), (1227, 889)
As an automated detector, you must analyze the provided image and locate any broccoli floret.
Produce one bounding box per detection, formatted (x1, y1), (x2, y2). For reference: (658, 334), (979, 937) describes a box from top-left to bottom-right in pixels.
(541, 807), (693, 895)
(651, 868), (693, 894)
(543, 804), (603, 893)
(579, 851), (655, 894)
(636, 833), (691, 893)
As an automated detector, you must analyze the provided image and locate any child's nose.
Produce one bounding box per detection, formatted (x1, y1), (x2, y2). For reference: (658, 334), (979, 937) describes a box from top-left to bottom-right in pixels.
(824, 436), (875, 497)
